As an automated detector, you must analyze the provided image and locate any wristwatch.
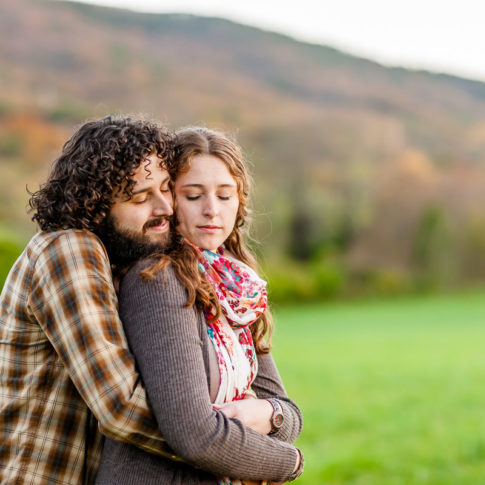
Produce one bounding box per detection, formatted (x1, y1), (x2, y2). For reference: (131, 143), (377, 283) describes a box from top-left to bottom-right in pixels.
(266, 398), (284, 434)
(287, 448), (304, 482)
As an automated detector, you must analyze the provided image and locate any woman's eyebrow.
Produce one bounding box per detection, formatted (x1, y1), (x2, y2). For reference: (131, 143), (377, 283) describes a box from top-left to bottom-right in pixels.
(180, 183), (236, 188)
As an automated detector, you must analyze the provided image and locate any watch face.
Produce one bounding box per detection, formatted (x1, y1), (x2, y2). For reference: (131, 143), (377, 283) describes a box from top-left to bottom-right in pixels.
(274, 414), (284, 427)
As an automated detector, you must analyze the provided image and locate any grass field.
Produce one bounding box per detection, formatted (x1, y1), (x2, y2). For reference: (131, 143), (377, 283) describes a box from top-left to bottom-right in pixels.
(272, 290), (485, 485)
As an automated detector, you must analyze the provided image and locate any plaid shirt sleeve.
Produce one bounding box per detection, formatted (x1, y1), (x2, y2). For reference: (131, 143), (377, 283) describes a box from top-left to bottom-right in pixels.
(29, 230), (178, 459)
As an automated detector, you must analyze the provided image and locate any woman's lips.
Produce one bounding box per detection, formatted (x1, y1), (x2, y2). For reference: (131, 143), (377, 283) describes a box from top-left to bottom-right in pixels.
(198, 225), (221, 233)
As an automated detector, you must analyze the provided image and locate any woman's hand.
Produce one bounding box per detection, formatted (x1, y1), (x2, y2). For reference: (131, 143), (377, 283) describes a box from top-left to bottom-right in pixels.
(213, 398), (273, 435)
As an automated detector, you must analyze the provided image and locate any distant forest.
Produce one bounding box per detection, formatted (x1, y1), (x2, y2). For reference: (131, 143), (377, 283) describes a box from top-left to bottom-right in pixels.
(1, 0), (485, 301)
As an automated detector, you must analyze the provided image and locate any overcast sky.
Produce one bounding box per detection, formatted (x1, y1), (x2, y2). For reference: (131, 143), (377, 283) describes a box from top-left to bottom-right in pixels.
(64, 0), (485, 82)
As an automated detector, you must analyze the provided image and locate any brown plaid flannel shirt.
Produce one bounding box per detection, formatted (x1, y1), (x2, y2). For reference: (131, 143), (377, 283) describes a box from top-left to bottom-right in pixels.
(0, 230), (177, 485)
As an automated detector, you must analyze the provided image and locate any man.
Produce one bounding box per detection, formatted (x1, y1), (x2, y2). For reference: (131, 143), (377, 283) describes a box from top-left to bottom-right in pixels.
(0, 116), (178, 484)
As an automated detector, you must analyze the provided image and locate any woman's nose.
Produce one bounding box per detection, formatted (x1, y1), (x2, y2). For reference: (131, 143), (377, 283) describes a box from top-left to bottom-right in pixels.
(203, 197), (218, 217)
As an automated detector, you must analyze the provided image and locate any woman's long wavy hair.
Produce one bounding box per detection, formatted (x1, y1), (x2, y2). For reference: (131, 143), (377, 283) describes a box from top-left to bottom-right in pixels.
(143, 127), (273, 354)
(29, 115), (175, 233)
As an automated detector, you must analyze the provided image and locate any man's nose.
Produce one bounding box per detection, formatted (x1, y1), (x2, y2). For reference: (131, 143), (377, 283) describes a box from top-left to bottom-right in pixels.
(153, 192), (173, 216)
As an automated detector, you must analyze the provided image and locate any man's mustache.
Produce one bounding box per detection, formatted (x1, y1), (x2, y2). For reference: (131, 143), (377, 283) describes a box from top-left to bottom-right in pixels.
(142, 215), (173, 232)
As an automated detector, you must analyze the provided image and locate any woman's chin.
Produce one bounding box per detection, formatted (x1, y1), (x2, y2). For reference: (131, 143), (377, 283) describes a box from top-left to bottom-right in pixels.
(187, 234), (225, 251)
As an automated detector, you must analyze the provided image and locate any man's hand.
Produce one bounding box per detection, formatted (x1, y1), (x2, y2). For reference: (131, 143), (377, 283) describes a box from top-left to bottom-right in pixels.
(213, 398), (273, 435)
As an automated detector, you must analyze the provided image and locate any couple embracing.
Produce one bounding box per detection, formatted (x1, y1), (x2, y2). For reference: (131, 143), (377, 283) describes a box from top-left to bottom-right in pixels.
(0, 116), (304, 484)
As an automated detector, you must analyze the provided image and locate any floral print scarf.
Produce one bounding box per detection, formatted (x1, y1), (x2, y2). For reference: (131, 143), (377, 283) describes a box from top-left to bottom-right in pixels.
(188, 242), (268, 485)
(190, 242), (267, 403)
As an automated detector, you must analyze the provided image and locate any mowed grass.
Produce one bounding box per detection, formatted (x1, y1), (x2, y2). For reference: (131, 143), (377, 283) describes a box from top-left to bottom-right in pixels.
(271, 290), (485, 485)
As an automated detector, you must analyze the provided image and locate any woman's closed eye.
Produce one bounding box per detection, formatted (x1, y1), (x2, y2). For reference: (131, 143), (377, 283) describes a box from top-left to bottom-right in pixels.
(217, 190), (236, 201)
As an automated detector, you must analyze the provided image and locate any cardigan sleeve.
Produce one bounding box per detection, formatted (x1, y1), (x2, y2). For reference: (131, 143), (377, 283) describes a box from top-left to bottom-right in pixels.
(118, 261), (299, 482)
(251, 352), (304, 444)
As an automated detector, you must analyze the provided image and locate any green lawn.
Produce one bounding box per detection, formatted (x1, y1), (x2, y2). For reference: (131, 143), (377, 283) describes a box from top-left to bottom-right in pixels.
(272, 290), (485, 485)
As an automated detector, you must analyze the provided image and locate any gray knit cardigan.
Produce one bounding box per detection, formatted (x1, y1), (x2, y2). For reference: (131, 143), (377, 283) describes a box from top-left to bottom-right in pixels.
(95, 261), (303, 484)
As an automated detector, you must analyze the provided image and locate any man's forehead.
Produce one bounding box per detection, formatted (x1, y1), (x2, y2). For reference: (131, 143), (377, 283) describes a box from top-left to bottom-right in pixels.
(132, 156), (169, 182)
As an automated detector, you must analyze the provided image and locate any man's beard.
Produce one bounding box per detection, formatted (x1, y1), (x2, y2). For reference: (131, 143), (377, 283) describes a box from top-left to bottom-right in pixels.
(98, 215), (173, 268)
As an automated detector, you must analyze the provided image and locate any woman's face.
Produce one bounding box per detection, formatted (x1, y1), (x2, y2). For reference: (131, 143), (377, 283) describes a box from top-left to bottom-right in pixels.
(175, 154), (240, 251)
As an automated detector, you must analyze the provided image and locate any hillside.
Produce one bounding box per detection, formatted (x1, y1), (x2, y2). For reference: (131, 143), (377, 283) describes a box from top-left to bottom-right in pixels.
(1, 0), (485, 296)
(2, 0), (485, 152)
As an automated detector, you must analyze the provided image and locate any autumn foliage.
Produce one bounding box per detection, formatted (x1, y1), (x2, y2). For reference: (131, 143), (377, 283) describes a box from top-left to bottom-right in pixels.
(1, 0), (485, 299)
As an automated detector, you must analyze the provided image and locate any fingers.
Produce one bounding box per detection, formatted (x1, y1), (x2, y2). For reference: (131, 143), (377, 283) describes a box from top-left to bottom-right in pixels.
(213, 402), (238, 418)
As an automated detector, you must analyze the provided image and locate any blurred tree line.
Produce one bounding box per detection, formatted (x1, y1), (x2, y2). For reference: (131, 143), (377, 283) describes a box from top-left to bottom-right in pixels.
(4, 111), (484, 303)
(257, 146), (485, 302)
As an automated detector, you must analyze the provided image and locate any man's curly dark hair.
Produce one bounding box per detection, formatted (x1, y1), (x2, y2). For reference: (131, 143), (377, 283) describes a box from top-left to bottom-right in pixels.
(29, 115), (175, 233)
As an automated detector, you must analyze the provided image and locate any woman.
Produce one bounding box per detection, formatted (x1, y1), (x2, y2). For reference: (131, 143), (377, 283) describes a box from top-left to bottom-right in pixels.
(96, 128), (304, 484)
